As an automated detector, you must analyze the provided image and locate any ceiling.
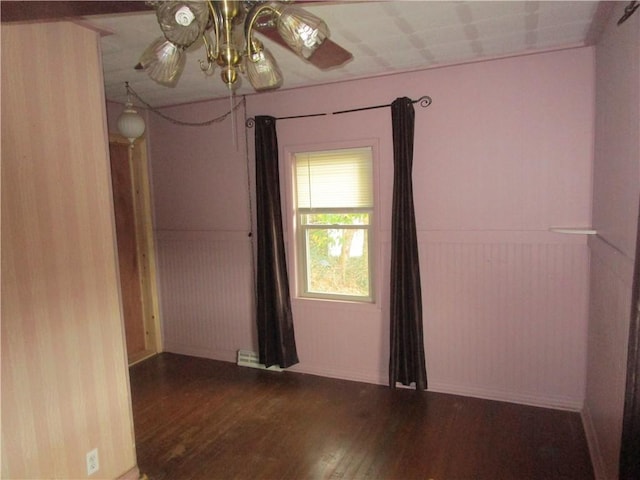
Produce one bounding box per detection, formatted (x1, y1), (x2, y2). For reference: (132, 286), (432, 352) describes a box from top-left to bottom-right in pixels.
(80, 1), (607, 107)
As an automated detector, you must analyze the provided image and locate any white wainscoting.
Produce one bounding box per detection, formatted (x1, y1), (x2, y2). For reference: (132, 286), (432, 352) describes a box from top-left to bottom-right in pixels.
(582, 234), (634, 480)
(421, 230), (590, 410)
(156, 230), (256, 362)
(156, 228), (590, 411)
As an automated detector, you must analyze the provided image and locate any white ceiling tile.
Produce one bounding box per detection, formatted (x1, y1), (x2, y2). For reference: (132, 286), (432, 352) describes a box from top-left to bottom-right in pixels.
(466, 1), (528, 21)
(538, 1), (599, 29)
(362, 34), (417, 54)
(479, 32), (530, 57)
(415, 24), (470, 46)
(401, 1), (465, 29)
(474, 14), (528, 38)
(428, 40), (476, 61)
(533, 22), (593, 47)
(85, 1), (602, 106)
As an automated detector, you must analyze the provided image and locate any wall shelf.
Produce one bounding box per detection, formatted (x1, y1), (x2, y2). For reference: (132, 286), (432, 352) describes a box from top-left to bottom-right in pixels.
(549, 227), (598, 235)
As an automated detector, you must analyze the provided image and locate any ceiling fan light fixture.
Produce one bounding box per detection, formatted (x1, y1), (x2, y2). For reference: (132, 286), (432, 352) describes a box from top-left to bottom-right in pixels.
(137, 37), (186, 87)
(246, 43), (283, 91)
(139, 0), (345, 94)
(221, 65), (242, 91)
(156, 1), (210, 48)
(276, 5), (329, 59)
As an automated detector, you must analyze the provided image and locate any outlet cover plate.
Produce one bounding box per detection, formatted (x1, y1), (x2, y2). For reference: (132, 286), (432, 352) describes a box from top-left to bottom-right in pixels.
(86, 448), (99, 476)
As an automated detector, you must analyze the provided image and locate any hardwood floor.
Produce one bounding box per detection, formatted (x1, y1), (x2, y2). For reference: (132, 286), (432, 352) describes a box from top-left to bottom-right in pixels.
(130, 353), (594, 480)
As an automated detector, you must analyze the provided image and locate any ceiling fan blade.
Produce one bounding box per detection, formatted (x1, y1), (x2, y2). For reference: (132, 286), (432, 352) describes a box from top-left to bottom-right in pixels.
(1, 1), (153, 23)
(256, 25), (353, 70)
(307, 38), (354, 70)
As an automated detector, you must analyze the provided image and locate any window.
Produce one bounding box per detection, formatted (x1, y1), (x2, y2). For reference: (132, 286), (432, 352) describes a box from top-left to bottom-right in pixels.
(293, 147), (374, 302)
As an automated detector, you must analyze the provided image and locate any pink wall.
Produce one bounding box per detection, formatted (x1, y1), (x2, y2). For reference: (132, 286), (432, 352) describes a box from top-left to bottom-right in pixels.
(142, 47), (595, 410)
(583, 3), (640, 479)
(145, 100), (257, 358)
(147, 101), (249, 232)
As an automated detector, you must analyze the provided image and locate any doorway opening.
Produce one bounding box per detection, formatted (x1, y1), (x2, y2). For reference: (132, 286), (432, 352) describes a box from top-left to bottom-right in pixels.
(109, 135), (162, 365)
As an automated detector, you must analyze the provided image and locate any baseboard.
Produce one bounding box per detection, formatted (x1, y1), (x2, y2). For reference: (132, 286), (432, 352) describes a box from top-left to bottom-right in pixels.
(163, 342), (237, 363)
(117, 465), (140, 480)
(161, 346), (585, 412)
(581, 404), (606, 480)
(128, 349), (156, 367)
(427, 381), (583, 411)
(287, 363), (386, 386)
(286, 368), (584, 411)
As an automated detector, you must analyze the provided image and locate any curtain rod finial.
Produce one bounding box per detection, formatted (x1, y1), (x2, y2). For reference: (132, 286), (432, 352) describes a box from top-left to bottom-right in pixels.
(414, 96), (432, 108)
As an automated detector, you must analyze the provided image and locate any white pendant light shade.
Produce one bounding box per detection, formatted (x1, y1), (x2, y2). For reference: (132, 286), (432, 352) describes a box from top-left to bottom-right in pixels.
(117, 102), (146, 144)
(276, 6), (329, 59)
(137, 37), (186, 87)
(246, 47), (283, 91)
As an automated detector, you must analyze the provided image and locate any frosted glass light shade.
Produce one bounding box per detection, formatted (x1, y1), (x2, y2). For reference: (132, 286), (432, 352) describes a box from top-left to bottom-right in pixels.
(277, 6), (329, 59)
(137, 37), (186, 87)
(156, 1), (210, 48)
(246, 47), (283, 91)
(117, 102), (146, 144)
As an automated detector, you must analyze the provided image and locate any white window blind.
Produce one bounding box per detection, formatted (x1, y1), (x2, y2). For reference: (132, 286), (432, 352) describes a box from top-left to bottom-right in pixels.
(295, 147), (373, 209)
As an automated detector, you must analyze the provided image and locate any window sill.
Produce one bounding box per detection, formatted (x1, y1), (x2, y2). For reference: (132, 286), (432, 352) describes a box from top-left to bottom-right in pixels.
(292, 295), (381, 313)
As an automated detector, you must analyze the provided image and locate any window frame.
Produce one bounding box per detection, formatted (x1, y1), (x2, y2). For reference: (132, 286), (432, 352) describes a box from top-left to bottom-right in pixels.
(297, 207), (374, 302)
(285, 141), (379, 305)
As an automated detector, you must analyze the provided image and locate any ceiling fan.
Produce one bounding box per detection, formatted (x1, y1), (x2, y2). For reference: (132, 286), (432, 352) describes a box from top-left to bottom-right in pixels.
(136, 0), (353, 92)
(1, 1), (353, 93)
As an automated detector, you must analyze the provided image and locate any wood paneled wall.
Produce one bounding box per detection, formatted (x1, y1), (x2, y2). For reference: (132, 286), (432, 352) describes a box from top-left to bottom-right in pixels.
(421, 233), (589, 410)
(156, 231), (255, 360)
(1, 22), (137, 479)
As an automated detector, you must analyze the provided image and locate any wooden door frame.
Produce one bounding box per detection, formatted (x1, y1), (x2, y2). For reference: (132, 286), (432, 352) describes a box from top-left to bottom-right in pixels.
(110, 134), (163, 364)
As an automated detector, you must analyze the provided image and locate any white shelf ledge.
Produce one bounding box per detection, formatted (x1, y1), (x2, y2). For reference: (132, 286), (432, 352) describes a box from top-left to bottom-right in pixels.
(549, 227), (597, 235)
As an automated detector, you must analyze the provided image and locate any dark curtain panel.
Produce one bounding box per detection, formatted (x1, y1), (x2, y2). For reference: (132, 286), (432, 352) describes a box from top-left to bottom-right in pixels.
(389, 97), (427, 390)
(620, 194), (640, 479)
(254, 116), (299, 369)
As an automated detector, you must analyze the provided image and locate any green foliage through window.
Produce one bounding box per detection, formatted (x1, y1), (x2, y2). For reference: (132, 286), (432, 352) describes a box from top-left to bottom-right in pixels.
(304, 215), (370, 296)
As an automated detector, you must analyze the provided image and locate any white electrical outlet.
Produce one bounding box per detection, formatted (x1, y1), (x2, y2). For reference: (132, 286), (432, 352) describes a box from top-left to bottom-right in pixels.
(86, 448), (99, 476)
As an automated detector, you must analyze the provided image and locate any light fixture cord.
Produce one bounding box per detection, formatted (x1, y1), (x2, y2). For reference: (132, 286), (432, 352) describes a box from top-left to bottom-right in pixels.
(125, 83), (245, 127)
(241, 95), (258, 312)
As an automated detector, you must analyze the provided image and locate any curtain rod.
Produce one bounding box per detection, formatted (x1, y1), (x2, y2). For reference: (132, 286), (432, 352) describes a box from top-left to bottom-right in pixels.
(618, 1), (639, 25)
(245, 95), (432, 128)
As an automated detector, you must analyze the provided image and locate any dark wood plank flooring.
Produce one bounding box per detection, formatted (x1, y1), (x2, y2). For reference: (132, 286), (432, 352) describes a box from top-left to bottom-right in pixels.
(130, 353), (594, 480)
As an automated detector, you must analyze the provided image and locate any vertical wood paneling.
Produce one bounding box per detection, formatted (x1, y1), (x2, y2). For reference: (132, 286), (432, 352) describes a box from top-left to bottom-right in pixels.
(1, 22), (136, 479)
(289, 300), (388, 384)
(109, 141), (147, 357)
(157, 232), (255, 361)
(583, 237), (634, 480)
(284, 232), (589, 409)
(422, 235), (589, 409)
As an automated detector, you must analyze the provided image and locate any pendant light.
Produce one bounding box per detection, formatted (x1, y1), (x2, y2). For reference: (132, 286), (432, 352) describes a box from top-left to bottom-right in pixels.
(117, 82), (146, 146)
